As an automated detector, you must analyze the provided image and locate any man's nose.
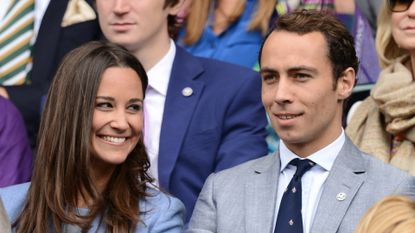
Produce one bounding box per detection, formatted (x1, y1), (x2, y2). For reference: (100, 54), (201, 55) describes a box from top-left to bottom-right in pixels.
(274, 77), (293, 104)
(113, 0), (130, 14)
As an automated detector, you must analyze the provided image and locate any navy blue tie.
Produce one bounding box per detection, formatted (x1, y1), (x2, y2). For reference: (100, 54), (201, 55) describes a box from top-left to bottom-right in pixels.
(274, 158), (315, 233)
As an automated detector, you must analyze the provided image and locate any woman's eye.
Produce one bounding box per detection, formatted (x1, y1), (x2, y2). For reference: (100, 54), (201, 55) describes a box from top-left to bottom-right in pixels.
(96, 102), (113, 108)
(128, 104), (142, 112)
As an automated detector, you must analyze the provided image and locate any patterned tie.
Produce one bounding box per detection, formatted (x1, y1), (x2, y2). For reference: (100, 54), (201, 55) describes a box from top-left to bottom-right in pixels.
(0, 0), (35, 85)
(274, 158), (315, 233)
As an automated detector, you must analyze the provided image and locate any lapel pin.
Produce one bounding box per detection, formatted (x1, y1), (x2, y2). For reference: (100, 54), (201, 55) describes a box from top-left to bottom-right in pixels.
(182, 87), (193, 97)
(336, 192), (347, 201)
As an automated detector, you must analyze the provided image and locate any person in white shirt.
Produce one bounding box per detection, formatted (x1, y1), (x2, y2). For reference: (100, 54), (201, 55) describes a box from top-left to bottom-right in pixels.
(95, 0), (268, 223)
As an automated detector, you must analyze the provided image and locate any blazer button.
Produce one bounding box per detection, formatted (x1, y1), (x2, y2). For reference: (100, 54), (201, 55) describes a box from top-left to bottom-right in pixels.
(182, 87), (193, 97)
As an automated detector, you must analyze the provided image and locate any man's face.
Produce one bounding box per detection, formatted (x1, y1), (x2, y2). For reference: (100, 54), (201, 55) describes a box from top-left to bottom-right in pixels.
(96, 0), (179, 53)
(260, 31), (348, 156)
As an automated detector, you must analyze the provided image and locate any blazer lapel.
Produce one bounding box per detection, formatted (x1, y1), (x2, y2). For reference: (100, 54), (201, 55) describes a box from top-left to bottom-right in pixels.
(245, 153), (280, 233)
(31, 0), (68, 83)
(310, 137), (367, 233)
(158, 46), (205, 189)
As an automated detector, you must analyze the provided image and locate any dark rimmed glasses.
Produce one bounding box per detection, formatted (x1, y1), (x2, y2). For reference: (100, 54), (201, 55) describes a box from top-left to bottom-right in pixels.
(388, 0), (414, 12)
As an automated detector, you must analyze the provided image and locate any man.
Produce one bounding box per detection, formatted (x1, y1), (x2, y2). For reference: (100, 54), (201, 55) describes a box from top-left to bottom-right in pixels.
(95, 0), (268, 222)
(187, 10), (415, 233)
(0, 0), (101, 147)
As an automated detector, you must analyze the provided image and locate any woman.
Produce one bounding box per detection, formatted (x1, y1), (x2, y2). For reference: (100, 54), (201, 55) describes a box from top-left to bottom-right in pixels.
(0, 41), (184, 232)
(177, 0), (275, 68)
(347, 0), (415, 175)
(355, 196), (415, 233)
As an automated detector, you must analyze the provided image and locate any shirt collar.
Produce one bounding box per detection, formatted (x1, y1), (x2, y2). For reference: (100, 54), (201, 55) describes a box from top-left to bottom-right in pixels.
(279, 130), (346, 172)
(146, 40), (176, 96)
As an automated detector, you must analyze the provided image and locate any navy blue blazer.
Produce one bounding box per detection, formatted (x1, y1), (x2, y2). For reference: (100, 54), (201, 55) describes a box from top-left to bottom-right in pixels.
(4, 0), (102, 146)
(159, 45), (268, 222)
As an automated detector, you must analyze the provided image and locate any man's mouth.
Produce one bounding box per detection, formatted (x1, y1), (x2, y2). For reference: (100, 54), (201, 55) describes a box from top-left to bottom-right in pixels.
(275, 113), (303, 120)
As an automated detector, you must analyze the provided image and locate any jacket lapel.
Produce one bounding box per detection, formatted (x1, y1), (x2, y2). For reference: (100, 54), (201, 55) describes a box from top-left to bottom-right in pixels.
(245, 153), (280, 233)
(31, 0), (68, 83)
(158, 46), (205, 189)
(310, 137), (366, 233)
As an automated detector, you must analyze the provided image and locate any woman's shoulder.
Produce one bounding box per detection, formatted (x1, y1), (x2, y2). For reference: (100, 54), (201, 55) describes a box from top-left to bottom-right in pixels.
(0, 182), (30, 222)
(137, 185), (185, 232)
(141, 186), (184, 213)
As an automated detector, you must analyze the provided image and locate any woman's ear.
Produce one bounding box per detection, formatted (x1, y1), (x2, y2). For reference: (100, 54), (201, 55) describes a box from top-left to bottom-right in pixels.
(336, 67), (356, 100)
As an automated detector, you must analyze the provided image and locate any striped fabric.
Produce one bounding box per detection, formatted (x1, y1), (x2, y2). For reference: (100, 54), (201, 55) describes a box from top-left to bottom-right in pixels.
(276, 0), (335, 16)
(0, 0), (34, 85)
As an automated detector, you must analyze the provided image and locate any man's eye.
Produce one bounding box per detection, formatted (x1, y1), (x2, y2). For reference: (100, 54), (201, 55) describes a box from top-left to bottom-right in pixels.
(262, 74), (277, 83)
(294, 73), (311, 80)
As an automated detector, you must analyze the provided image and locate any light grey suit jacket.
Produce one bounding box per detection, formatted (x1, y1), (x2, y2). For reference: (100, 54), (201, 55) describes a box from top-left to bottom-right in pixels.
(187, 137), (415, 233)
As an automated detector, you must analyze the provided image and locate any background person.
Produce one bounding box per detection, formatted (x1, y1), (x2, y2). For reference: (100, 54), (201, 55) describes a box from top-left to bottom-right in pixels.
(95, 0), (268, 222)
(347, 0), (415, 175)
(355, 196), (415, 233)
(0, 96), (32, 188)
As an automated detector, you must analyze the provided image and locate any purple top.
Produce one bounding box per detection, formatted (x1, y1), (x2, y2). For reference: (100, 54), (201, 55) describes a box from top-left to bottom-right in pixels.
(0, 96), (33, 187)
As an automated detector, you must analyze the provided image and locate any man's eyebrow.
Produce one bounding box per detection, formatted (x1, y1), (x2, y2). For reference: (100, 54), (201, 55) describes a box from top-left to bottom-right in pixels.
(288, 66), (318, 74)
(259, 67), (277, 73)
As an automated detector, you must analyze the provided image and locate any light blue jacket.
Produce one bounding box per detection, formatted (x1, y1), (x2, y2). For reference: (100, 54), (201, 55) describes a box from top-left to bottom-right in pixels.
(0, 182), (185, 232)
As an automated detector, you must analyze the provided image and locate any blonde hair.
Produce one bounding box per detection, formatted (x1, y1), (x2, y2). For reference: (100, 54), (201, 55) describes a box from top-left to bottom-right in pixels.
(376, 0), (407, 68)
(182, 0), (275, 45)
(355, 196), (415, 233)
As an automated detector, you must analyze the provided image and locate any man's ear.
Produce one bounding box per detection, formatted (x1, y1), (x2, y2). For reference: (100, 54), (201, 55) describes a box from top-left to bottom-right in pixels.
(168, 0), (186, 15)
(336, 67), (356, 100)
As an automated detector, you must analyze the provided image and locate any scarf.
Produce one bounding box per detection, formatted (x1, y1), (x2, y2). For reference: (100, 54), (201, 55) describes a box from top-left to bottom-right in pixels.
(346, 56), (415, 175)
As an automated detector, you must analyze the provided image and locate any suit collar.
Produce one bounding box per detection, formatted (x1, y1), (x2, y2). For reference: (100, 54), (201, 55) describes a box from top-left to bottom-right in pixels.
(146, 40), (176, 96)
(158, 45), (205, 188)
(31, 0), (68, 81)
(310, 136), (367, 232)
(245, 154), (280, 232)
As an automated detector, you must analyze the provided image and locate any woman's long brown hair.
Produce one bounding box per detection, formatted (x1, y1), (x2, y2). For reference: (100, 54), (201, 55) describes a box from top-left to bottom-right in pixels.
(14, 41), (151, 233)
(182, 0), (275, 45)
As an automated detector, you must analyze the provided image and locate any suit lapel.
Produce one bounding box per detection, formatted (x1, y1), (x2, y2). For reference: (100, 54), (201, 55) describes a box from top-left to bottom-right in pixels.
(311, 137), (367, 233)
(31, 0), (68, 82)
(158, 46), (205, 189)
(245, 153), (280, 233)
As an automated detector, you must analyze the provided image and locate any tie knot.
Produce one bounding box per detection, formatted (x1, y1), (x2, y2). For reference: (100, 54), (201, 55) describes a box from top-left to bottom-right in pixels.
(289, 158), (315, 180)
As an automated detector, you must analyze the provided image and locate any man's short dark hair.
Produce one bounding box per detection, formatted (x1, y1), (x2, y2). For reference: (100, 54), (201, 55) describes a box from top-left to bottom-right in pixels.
(259, 10), (359, 85)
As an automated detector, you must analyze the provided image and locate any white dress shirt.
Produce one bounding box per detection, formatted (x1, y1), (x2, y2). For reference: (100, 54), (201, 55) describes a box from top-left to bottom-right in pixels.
(274, 130), (346, 233)
(144, 40), (176, 185)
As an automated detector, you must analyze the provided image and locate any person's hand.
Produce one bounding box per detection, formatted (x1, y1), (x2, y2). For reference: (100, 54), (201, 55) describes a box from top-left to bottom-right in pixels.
(0, 87), (9, 99)
(334, 0), (355, 14)
(176, 0), (193, 24)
